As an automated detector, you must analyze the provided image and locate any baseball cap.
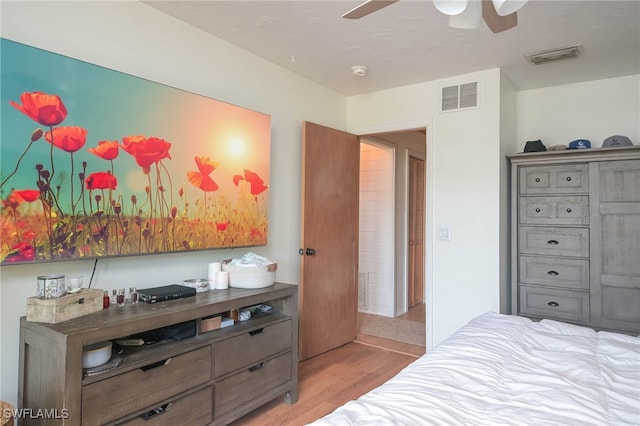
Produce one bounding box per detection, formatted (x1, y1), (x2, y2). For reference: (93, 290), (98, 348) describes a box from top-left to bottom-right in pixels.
(602, 135), (633, 147)
(567, 139), (591, 149)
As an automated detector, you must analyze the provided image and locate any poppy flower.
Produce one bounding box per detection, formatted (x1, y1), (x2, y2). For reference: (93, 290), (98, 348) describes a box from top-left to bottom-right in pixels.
(45, 126), (88, 153)
(9, 91), (68, 127)
(187, 156), (219, 192)
(14, 189), (40, 202)
(244, 169), (268, 196)
(85, 172), (118, 190)
(88, 140), (119, 160)
(5, 242), (35, 262)
(121, 135), (171, 174)
(216, 222), (228, 231)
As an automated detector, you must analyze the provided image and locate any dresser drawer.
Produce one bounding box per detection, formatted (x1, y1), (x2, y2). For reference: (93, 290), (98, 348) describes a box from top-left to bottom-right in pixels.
(519, 164), (588, 195)
(519, 256), (589, 290)
(83, 346), (212, 425)
(519, 286), (589, 323)
(519, 226), (589, 257)
(119, 385), (212, 426)
(519, 196), (589, 225)
(215, 352), (291, 417)
(214, 320), (291, 378)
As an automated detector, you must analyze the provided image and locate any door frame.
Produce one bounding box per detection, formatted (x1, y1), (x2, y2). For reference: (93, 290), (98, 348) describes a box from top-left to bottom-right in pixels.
(349, 119), (435, 350)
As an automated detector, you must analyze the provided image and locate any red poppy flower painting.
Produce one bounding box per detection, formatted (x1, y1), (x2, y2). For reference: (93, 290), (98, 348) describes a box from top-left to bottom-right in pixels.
(1, 38), (270, 263)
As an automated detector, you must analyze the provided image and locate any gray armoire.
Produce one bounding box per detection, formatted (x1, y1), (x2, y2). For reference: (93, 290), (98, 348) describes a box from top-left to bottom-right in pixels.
(509, 146), (640, 334)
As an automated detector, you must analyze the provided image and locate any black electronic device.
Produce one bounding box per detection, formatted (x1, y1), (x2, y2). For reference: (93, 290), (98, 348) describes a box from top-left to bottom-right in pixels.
(137, 284), (196, 304)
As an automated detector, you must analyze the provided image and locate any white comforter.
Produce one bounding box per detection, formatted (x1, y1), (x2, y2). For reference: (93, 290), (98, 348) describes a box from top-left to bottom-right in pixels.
(308, 312), (640, 426)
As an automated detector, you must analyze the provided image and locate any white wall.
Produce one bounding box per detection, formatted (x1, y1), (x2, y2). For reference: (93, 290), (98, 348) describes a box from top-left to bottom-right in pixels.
(516, 75), (640, 151)
(348, 69), (504, 347)
(0, 0), (346, 406)
(358, 141), (395, 317)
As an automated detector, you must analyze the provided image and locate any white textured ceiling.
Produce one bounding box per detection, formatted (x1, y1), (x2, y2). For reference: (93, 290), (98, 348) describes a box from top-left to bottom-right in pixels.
(145, 1), (640, 96)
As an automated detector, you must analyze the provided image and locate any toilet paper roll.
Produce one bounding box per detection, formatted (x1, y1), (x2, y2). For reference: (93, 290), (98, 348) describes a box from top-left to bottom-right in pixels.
(215, 271), (229, 289)
(208, 262), (221, 289)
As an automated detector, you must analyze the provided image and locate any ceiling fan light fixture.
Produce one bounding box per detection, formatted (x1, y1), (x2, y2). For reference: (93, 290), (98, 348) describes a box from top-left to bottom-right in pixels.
(434, 0), (469, 16)
(492, 0), (528, 17)
(525, 44), (583, 65)
(449, 0), (482, 29)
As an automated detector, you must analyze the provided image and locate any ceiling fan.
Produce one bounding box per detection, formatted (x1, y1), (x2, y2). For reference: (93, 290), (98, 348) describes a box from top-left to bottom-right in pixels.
(343, 0), (528, 34)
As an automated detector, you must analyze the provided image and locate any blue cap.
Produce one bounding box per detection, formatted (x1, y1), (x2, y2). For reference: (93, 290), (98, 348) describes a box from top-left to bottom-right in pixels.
(568, 139), (591, 149)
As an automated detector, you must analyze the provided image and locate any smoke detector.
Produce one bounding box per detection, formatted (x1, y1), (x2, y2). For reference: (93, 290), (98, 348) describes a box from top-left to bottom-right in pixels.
(351, 65), (368, 77)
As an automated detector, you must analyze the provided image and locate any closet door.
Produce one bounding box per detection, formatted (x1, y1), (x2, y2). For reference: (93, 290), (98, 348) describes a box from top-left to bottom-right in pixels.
(408, 156), (425, 307)
(590, 159), (640, 333)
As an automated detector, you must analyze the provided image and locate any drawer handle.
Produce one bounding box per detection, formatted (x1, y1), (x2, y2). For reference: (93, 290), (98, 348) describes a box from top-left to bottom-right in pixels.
(140, 402), (172, 420)
(140, 358), (171, 372)
(547, 270), (559, 276)
(248, 362), (265, 372)
(566, 208), (572, 213)
(535, 178), (540, 183)
(547, 301), (559, 307)
(547, 240), (559, 245)
(249, 328), (264, 336)
(566, 177), (572, 182)
(535, 208), (541, 213)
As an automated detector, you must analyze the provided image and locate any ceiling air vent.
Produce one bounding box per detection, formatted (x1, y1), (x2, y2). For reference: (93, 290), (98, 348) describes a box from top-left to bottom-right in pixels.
(525, 44), (583, 65)
(441, 81), (478, 112)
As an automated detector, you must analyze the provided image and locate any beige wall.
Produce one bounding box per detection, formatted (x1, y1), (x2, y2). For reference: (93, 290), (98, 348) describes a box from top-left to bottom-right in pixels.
(0, 0), (345, 405)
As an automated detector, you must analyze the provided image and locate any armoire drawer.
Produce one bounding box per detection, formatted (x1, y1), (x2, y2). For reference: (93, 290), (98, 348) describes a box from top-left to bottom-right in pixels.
(519, 226), (589, 257)
(214, 320), (291, 378)
(119, 385), (213, 426)
(519, 164), (588, 195)
(519, 196), (589, 225)
(215, 352), (292, 417)
(519, 286), (589, 323)
(82, 346), (212, 425)
(519, 256), (589, 290)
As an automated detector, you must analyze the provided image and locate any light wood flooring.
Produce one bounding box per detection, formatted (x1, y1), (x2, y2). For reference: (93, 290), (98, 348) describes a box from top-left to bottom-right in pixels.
(229, 339), (423, 426)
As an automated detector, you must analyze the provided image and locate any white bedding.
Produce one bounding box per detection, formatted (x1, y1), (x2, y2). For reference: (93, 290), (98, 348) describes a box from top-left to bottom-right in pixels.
(307, 312), (640, 426)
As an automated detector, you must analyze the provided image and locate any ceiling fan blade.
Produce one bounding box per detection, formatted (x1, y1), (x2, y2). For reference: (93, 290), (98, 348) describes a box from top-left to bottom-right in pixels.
(342, 0), (399, 19)
(482, 0), (517, 33)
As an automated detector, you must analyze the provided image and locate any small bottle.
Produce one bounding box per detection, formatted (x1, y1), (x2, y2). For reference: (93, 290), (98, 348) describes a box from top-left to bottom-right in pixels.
(111, 289), (118, 305)
(116, 288), (125, 307)
(103, 291), (110, 309)
(129, 287), (139, 304)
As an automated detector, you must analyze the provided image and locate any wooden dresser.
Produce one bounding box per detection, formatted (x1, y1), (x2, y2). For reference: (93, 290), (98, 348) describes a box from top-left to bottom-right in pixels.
(19, 283), (298, 425)
(509, 146), (640, 334)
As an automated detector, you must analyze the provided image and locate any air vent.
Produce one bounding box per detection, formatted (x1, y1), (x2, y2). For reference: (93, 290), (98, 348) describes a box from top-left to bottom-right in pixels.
(525, 44), (583, 65)
(441, 81), (478, 112)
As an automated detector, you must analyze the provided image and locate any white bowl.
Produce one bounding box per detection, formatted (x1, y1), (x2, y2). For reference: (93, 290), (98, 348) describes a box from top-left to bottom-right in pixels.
(82, 341), (112, 368)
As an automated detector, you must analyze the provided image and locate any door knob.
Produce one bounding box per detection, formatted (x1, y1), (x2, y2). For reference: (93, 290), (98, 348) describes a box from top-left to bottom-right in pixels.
(305, 248), (316, 256)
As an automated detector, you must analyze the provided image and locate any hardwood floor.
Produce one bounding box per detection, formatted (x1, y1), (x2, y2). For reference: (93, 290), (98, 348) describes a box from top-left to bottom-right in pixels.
(229, 341), (421, 425)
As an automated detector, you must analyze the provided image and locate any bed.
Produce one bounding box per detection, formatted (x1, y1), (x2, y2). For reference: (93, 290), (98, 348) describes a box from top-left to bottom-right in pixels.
(307, 312), (640, 425)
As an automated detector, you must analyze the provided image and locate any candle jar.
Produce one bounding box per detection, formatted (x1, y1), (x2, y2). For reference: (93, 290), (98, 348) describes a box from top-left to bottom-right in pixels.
(129, 287), (139, 304)
(116, 288), (125, 307)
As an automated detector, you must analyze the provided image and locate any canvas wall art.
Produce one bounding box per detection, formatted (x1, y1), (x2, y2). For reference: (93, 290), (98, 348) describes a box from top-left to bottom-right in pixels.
(0, 38), (271, 264)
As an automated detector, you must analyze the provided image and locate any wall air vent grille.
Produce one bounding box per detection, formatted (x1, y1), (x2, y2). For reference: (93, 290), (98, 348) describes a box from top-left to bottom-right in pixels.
(441, 81), (478, 113)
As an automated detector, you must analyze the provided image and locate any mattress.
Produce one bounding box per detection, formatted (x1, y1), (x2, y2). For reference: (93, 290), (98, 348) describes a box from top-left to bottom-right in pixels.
(307, 312), (640, 425)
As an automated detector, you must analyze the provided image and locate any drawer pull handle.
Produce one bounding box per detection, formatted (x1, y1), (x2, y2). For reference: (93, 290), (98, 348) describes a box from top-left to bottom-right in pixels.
(535, 178), (540, 183)
(535, 208), (541, 213)
(249, 328), (264, 336)
(140, 402), (172, 420)
(566, 177), (572, 182)
(248, 362), (265, 372)
(566, 208), (572, 213)
(547, 301), (559, 307)
(140, 358), (171, 372)
(547, 240), (559, 245)
(547, 270), (559, 276)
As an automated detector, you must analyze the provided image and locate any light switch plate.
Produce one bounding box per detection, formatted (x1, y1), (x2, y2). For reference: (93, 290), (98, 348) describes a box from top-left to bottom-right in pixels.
(437, 226), (451, 241)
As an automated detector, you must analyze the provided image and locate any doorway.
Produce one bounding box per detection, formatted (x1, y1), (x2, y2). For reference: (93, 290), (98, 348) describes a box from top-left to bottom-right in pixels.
(356, 129), (426, 346)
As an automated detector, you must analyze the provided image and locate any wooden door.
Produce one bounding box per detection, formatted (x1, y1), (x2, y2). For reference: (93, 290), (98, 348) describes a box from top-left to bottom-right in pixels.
(299, 121), (360, 361)
(408, 156), (425, 307)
